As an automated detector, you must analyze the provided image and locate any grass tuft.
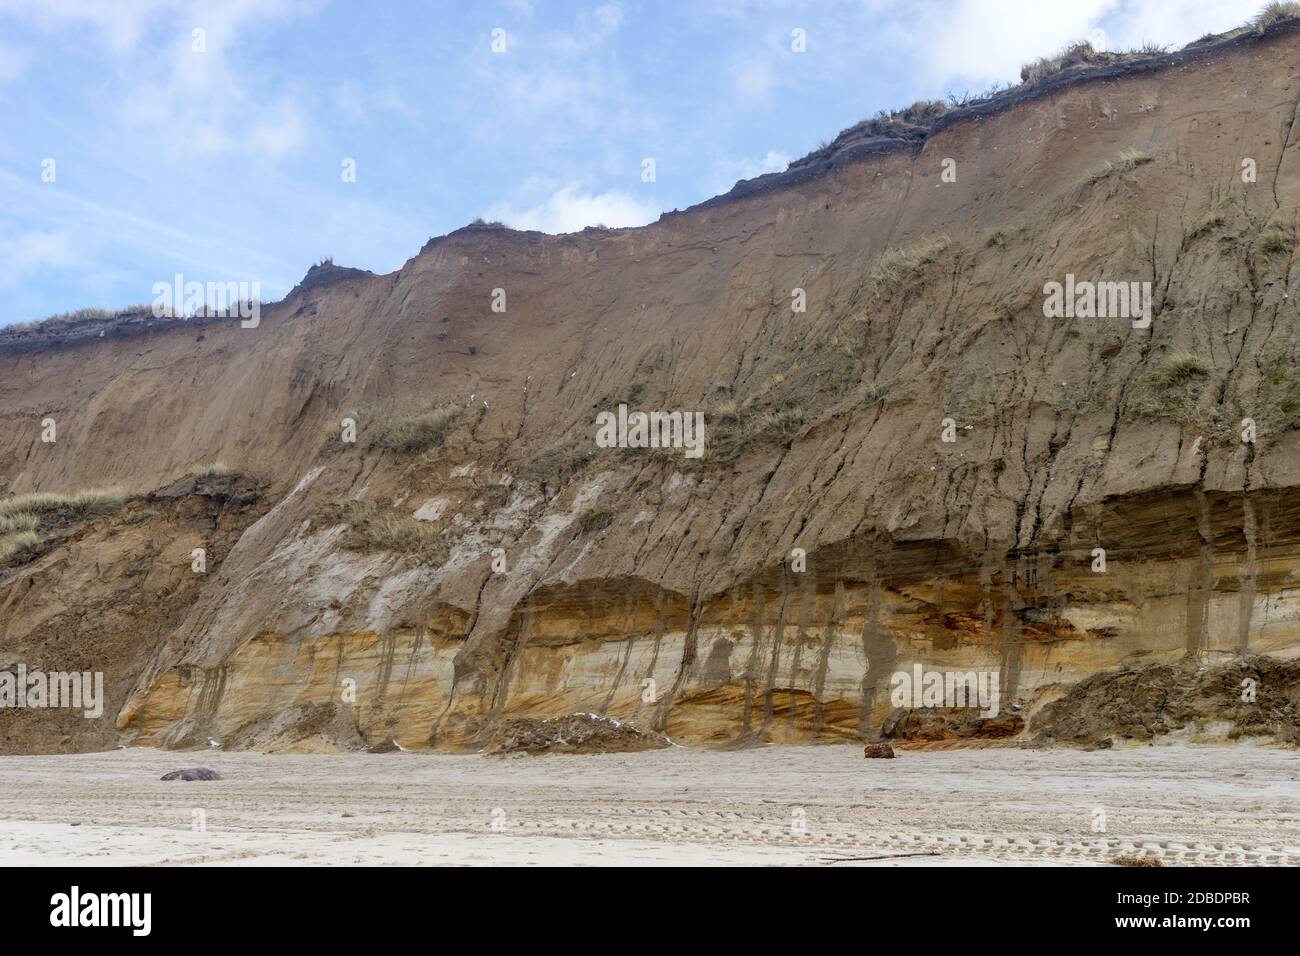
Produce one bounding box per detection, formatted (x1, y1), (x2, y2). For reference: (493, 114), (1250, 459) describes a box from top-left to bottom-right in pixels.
(1020, 40), (1101, 84)
(1254, 2), (1300, 32)
(578, 509), (615, 535)
(517, 441), (595, 488)
(1126, 353), (1213, 419)
(326, 501), (441, 555)
(0, 531), (43, 564)
(5, 304), (163, 333)
(704, 403), (809, 461)
(193, 462), (235, 479)
(1257, 224), (1292, 256)
(0, 512), (39, 534)
(1151, 352), (1212, 389)
(867, 235), (951, 291)
(1083, 148), (1154, 187)
(1242, 350), (1300, 429)
(375, 406), (461, 454)
(0, 488), (128, 519)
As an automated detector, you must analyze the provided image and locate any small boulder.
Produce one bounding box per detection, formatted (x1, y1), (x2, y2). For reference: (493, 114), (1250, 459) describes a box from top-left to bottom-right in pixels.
(160, 767), (222, 781)
(863, 742), (895, 759)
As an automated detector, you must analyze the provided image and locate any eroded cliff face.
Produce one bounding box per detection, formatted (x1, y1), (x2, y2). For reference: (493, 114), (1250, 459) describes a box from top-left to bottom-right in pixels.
(3, 23), (1300, 752)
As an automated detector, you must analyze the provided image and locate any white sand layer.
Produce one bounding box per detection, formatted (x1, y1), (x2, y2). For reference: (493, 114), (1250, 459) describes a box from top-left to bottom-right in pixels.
(0, 743), (1296, 866)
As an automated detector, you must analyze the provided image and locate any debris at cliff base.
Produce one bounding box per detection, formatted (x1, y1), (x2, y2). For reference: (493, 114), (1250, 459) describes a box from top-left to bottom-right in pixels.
(222, 701), (367, 753)
(483, 713), (670, 755)
(881, 709), (1025, 741)
(1031, 656), (1300, 746)
(160, 767), (221, 781)
(863, 743), (895, 758)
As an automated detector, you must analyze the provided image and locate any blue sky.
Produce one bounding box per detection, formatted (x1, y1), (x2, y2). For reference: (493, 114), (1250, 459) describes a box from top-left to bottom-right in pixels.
(0, 0), (1252, 325)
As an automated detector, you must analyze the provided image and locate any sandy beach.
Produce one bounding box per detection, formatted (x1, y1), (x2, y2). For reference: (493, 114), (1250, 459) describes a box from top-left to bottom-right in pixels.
(0, 742), (1296, 866)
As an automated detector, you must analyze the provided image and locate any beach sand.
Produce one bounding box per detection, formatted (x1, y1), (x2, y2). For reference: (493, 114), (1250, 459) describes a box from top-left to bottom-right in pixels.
(0, 742), (1296, 866)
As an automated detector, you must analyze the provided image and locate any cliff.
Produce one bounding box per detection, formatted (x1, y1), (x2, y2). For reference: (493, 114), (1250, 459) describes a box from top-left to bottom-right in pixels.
(3, 19), (1300, 753)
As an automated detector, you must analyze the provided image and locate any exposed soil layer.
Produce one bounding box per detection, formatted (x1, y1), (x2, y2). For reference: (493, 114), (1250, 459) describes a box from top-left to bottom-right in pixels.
(2, 21), (1300, 753)
(882, 709), (1025, 741)
(0, 475), (267, 754)
(220, 700), (368, 754)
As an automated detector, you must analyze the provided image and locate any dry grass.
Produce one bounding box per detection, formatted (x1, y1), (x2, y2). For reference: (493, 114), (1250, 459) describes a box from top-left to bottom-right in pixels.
(318, 412), (365, 456)
(0, 487), (129, 565)
(1255, 2), (1300, 32)
(1083, 148), (1154, 187)
(0, 487), (128, 520)
(1126, 353), (1213, 419)
(193, 462), (235, 479)
(805, 101), (949, 160)
(0, 531), (43, 564)
(1019, 40), (1173, 86)
(328, 502), (441, 555)
(983, 228), (1009, 248)
(1242, 350), (1300, 429)
(374, 405), (460, 454)
(1020, 40), (1103, 84)
(516, 441), (595, 487)
(1257, 224), (1292, 256)
(855, 100), (948, 140)
(578, 509), (615, 535)
(713, 399), (740, 421)
(1184, 213), (1225, 246)
(6, 304), (165, 333)
(793, 16), (1278, 183)
(1152, 352), (1212, 389)
(706, 403), (810, 461)
(867, 235), (951, 291)
(0, 512), (39, 534)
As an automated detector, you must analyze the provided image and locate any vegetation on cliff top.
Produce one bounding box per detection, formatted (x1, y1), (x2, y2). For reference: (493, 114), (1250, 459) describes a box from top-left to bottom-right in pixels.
(0, 487), (130, 567)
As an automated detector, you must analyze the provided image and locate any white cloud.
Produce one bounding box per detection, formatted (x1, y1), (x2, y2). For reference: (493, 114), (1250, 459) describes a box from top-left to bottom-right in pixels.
(913, 0), (1112, 88)
(0, 0), (176, 53)
(0, 169), (306, 296)
(0, 0), (317, 159)
(247, 104), (309, 159)
(907, 0), (1251, 91)
(730, 56), (776, 104)
(336, 81), (415, 123)
(503, 0), (536, 18)
(709, 149), (790, 195)
(1096, 0), (1246, 51)
(484, 184), (660, 234)
(0, 227), (75, 287)
(0, 39), (29, 82)
(551, 1), (624, 55)
(590, 3), (624, 35)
